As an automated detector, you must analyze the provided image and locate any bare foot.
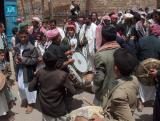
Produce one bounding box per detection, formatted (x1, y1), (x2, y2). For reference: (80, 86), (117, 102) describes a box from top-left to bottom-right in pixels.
(25, 105), (33, 114)
(137, 99), (144, 112)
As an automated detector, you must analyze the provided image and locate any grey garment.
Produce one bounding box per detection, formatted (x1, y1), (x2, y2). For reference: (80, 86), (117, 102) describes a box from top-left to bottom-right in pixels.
(0, 34), (5, 50)
(0, 61), (5, 71)
(42, 114), (67, 121)
(87, 54), (95, 72)
(93, 48), (117, 104)
(14, 42), (38, 83)
(0, 90), (9, 116)
(93, 96), (101, 106)
(0, 33), (8, 50)
(4, 86), (16, 102)
(82, 45), (95, 72)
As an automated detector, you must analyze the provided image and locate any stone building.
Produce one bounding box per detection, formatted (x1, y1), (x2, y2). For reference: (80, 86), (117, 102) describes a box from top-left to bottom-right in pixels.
(17, 0), (158, 24)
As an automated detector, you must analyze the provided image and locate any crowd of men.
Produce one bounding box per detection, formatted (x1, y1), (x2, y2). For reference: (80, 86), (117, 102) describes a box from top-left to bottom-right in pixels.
(0, 5), (160, 121)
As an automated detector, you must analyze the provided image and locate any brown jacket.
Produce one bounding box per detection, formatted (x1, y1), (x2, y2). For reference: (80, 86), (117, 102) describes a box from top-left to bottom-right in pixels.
(103, 76), (139, 121)
(29, 68), (76, 117)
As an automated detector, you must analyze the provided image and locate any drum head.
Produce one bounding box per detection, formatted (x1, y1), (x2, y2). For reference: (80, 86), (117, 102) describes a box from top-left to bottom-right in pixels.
(72, 52), (88, 73)
(136, 58), (160, 86)
(68, 106), (104, 121)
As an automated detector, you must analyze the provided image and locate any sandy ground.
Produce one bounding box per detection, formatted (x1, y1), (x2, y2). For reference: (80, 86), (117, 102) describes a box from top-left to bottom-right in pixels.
(0, 83), (153, 121)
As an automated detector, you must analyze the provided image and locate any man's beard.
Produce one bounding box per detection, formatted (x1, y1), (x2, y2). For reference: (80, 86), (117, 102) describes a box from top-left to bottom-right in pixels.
(86, 22), (91, 26)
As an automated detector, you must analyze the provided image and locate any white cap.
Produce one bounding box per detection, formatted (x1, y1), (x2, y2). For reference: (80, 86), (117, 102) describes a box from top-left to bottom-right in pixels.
(156, 9), (160, 12)
(118, 11), (123, 14)
(139, 11), (147, 16)
(124, 13), (134, 19)
(32, 17), (41, 22)
(141, 15), (145, 19)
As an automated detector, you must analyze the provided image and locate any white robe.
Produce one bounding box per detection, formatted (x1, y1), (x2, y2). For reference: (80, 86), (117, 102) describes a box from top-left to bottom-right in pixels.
(75, 22), (80, 34)
(11, 36), (16, 48)
(0, 33), (6, 50)
(68, 36), (78, 51)
(35, 41), (45, 71)
(139, 84), (156, 102)
(79, 23), (97, 55)
(79, 23), (97, 71)
(57, 27), (65, 41)
(0, 90), (8, 116)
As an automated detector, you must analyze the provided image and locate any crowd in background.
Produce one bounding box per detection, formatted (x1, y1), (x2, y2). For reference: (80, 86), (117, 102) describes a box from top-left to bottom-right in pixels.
(0, 4), (160, 121)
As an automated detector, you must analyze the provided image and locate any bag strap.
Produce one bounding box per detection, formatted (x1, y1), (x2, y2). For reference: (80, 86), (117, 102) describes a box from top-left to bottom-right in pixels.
(103, 79), (126, 110)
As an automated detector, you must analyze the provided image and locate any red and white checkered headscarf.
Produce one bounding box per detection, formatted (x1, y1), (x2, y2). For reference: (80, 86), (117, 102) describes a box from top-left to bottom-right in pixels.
(149, 23), (160, 36)
(46, 29), (60, 40)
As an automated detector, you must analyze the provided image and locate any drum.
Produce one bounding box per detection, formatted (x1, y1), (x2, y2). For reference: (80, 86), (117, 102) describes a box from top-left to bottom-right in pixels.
(68, 52), (88, 87)
(68, 65), (85, 86)
(67, 106), (104, 121)
(72, 52), (88, 73)
(135, 58), (160, 86)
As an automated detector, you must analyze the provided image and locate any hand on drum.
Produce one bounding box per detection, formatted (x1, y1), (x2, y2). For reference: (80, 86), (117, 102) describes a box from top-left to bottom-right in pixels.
(68, 58), (75, 64)
(65, 50), (74, 56)
(64, 58), (75, 66)
(149, 69), (158, 78)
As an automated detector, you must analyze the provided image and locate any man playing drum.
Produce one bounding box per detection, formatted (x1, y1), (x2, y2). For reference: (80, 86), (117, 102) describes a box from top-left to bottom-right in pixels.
(45, 28), (74, 70)
(29, 51), (76, 121)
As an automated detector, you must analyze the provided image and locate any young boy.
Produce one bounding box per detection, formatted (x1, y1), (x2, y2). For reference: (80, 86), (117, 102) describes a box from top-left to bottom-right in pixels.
(93, 48), (140, 121)
(0, 49), (16, 109)
(61, 24), (78, 51)
(29, 51), (76, 121)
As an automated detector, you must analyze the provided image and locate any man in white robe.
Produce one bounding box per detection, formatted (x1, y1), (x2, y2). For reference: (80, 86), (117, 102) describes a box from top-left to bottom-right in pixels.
(79, 15), (97, 72)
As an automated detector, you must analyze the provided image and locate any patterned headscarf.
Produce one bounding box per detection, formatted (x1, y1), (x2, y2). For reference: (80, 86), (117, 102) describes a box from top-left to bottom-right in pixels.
(149, 23), (160, 37)
(46, 29), (60, 40)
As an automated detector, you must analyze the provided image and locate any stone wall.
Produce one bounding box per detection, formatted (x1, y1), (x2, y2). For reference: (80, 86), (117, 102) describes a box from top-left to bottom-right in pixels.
(88, 0), (156, 15)
(17, 0), (157, 24)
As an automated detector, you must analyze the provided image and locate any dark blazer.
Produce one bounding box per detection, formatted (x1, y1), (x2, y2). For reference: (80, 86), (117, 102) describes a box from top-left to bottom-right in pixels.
(14, 42), (38, 83)
(136, 35), (160, 61)
(45, 42), (68, 69)
(29, 68), (76, 117)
